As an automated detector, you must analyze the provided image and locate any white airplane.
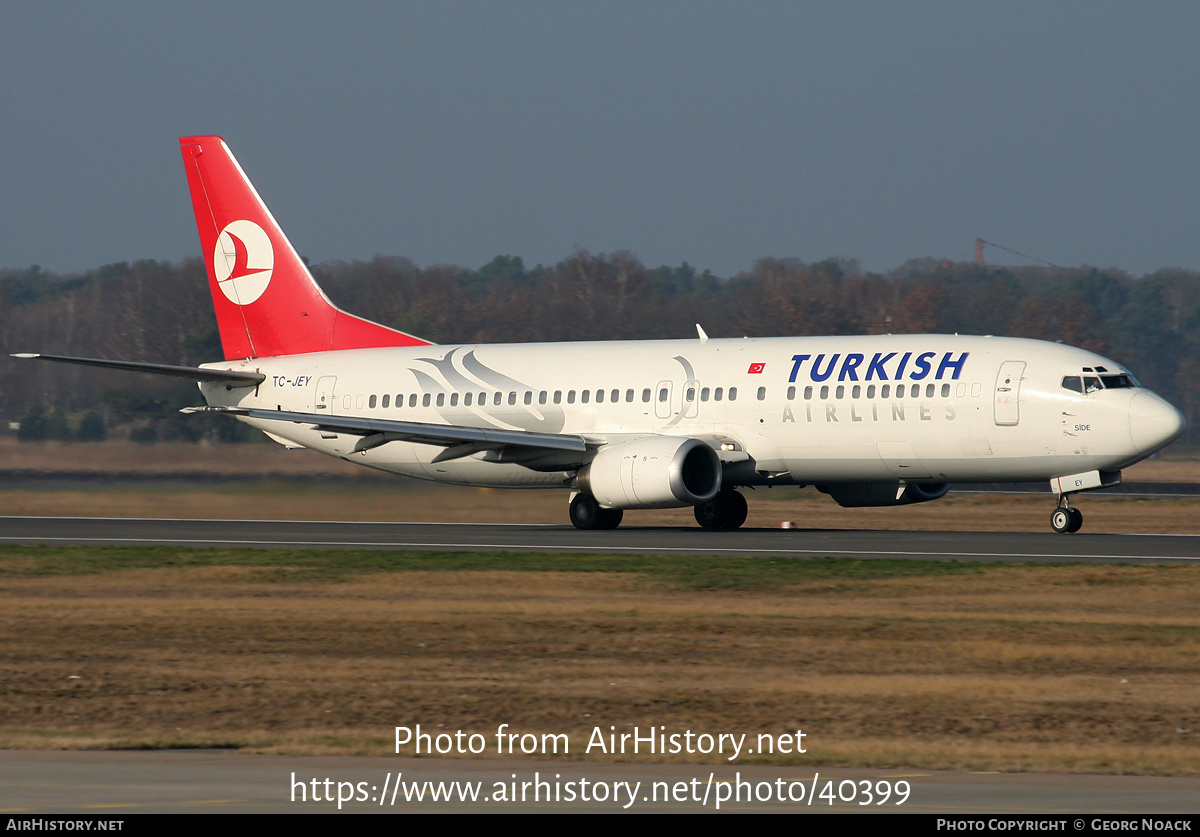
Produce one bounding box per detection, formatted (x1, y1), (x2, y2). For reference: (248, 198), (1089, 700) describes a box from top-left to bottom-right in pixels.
(15, 136), (1186, 533)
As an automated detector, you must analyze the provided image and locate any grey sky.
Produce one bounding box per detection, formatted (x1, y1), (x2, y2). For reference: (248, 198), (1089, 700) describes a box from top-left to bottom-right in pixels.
(3, 1), (1199, 277)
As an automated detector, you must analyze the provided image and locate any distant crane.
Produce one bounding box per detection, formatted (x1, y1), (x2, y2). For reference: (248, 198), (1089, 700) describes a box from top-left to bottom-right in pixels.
(973, 238), (1060, 268)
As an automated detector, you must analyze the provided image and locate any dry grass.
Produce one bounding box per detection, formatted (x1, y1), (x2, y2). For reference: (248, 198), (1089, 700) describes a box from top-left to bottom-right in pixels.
(2, 441), (1197, 533)
(0, 557), (1197, 774)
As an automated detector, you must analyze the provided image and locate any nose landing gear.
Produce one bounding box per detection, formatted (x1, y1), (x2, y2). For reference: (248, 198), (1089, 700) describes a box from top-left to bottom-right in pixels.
(1050, 497), (1084, 534)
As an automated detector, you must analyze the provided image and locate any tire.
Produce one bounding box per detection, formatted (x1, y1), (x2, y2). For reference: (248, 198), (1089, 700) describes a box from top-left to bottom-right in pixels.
(1066, 507), (1084, 534)
(723, 490), (748, 529)
(597, 508), (624, 530)
(694, 490), (748, 530)
(570, 494), (603, 530)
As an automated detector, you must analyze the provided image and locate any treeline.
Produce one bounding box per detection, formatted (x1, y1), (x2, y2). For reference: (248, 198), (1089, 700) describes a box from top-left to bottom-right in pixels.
(2, 252), (1198, 447)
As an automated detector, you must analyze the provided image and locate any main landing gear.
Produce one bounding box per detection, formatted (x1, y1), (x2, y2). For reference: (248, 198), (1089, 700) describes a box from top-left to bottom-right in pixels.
(694, 489), (748, 530)
(569, 493), (623, 530)
(1050, 497), (1084, 534)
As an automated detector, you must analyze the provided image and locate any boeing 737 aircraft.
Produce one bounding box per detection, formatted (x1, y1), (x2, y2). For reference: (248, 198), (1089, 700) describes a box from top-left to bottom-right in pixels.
(15, 136), (1187, 532)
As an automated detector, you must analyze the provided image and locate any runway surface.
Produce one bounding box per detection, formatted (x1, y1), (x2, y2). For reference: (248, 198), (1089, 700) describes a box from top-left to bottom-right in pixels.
(0, 516), (1197, 562)
(1, 751), (1196, 814)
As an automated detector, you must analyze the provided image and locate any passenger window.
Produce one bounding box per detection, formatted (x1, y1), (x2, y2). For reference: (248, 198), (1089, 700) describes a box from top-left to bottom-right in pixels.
(835, 385), (844, 399)
(866, 385), (875, 399)
(820, 385), (829, 399)
(539, 391), (547, 405)
(450, 393), (459, 406)
(422, 393), (431, 407)
(714, 388), (723, 401)
(508, 391), (517, 405)
(702, 387), (711, 402)
(729, 387), (737, 401)
(382, 394), (390, 408)
(910, 384), (920, 398)
(369, 395), (377, 409)
(409, 394), (417, 408)
(567, 390), (576, 404)
(436, 393), (445, 407)
(464, 392), (473, 406)
(757, 386), (766, 401)
(343, 395), (352, 410)
(554, 391), (562, 404)
(941, 383), (950, 397)
(686, 387), (695, 402)
(803, 386), (813, 400)
(524, 391), (532, 405)
(625, 389), (634, 402)
(881, 384), (890, 398)
(611, 389), (619, 403)
(925, 383), (935, 398)
(596, 389), (604, 403)
(659, 388), (668, 402)
(786, 386), (795, 400)
(582, 390), (590, 404)
(852, 385), (861, 399)
(642, 388), (651, 402)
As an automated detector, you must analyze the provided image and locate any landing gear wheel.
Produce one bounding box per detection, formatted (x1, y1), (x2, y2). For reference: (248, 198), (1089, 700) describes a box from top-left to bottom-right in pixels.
(570, 494), (622, 530)
(694, 489), (748, 530)
(597, 508), (623, 530)
(1066, 507), (1083, 533)
(1050, 508), (1074, 534)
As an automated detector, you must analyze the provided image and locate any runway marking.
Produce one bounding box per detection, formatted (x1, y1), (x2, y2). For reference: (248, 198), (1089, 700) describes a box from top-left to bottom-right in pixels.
(0, 535), (1196, 562)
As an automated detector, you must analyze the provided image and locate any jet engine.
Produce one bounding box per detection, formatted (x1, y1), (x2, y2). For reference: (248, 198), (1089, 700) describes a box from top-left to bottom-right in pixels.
(820, 482), (951, 508)
(577, 436), (721, 509)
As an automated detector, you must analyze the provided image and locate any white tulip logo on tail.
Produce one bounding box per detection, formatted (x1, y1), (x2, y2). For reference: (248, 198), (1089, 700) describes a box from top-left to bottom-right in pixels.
(213, 220), (274, 305)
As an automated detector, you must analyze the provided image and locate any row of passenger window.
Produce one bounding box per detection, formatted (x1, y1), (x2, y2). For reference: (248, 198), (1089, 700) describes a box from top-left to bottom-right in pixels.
(358, 386), (741, 411)
(783, 382), (956, 401)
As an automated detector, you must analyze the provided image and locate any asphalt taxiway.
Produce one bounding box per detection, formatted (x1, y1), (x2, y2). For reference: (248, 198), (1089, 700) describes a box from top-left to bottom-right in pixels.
(0, 516), (1196, 562)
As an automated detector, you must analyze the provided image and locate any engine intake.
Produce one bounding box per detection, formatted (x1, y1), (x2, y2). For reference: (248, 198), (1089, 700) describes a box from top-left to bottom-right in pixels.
(578, 437), (722, 509)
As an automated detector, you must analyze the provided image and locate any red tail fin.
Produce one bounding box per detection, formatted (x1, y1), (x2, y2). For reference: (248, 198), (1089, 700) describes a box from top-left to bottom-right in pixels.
(180, 136), (431, 359)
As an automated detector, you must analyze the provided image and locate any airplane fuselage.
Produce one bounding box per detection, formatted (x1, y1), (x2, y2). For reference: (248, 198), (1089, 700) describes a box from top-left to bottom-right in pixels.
(201, 333), (1177, 492)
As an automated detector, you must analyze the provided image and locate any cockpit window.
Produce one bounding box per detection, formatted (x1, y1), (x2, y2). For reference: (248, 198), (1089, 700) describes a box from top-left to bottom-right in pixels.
(1083, 376), (1102, 393)
(1100, 374), (1136, 389)
(1061, 376), (1083, 393)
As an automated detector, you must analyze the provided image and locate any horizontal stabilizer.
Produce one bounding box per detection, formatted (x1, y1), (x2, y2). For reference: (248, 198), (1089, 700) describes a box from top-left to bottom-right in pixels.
(11, 353), (265, 386)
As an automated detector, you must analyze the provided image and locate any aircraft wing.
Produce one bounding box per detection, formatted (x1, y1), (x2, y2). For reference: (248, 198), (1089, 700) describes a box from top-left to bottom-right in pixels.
(10, 353), (265, 386)
(183, 405), (595, 462)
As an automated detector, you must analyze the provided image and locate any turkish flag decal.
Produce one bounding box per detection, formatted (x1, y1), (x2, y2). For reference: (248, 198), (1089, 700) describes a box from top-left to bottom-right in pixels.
(748, 362), (766, 374)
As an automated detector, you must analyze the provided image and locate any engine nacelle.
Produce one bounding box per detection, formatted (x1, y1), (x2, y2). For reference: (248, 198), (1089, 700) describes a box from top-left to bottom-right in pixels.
(577, 437), (722, 509)
(821, 482), (951, 508)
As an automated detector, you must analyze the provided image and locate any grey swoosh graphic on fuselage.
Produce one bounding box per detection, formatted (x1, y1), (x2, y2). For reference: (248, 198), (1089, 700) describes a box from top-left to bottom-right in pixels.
(411, 347), (567, 433)
(656, 355), (696, 431)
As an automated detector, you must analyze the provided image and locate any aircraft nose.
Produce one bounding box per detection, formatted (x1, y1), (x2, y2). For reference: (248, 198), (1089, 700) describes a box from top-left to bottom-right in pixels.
(1128, 391), (1186, 454)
